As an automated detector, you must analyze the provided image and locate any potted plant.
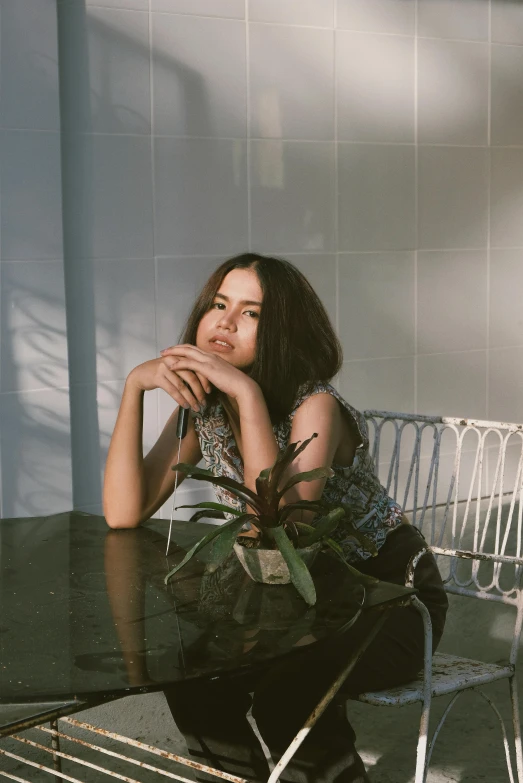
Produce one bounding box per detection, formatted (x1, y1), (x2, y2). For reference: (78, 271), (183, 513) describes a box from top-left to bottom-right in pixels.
(164, 433), (376, 606)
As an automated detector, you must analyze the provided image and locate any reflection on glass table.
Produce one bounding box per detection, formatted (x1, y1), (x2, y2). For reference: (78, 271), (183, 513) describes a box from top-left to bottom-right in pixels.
(0, 511), (415, 782)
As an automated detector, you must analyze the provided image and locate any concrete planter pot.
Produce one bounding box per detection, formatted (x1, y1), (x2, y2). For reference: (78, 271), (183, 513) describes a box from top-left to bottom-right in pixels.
(233, 540), (321, 585)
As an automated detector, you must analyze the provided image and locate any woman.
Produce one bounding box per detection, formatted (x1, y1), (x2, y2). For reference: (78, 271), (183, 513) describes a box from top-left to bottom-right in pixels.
(103, 253), (448, 782)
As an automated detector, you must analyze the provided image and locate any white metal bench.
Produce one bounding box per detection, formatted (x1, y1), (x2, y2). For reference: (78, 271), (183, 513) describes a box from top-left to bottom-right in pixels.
(354, 410), (523, 783)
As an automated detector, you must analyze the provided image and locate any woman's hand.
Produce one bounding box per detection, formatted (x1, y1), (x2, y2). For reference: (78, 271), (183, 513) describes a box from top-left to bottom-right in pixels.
(126, 354), (212, 413)
(159, 344), (257, 401)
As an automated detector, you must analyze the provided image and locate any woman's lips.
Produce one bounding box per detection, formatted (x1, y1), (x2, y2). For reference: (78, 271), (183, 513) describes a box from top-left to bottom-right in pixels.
(209, 340), (233, 352)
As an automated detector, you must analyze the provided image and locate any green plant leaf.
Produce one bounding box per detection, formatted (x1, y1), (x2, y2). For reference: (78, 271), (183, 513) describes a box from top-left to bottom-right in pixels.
(189, 510), (228, 523)
(207, 514), (258, 572)
(277, 466), (334, 499)
(266, 443), (298, 490)
(277, 500), (328, 523)
(171, 463), (263, 512)
(293, 521), (316, 547)
(297, 507), (346, 545)
(269, 526), (316, 607)
(175, 501), (243, 516)
(255, 466), (272, 508)
(287, 432), (320, 463)
(255, 433), (322, 516)
(267, 434), (318, 497)
(292, 521), (316, 535)
(164, 516), (244, 584)
(342, 523), (379, 557)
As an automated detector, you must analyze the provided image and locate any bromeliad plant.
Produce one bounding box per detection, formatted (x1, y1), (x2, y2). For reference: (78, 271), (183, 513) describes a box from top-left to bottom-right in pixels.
(164, 433), (377, 606)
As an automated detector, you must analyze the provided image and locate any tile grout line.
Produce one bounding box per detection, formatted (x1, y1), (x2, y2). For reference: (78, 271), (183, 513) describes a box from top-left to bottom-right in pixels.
(341, 346), (511, 364)
(148, 0), (161, 441)
(9, 247), (518, 264)
(0, 127), (61, 134)
(246, 0), (252, 251)
(78, 5), (523, 49)
(486, 0), (492, 436)
(23, 126), (523, 150)
(1, 385), (72, 396)
(7, 246), (520, 264)
(414, 0), (419, 415)
(0, 0), (2, 518)
(334, 0), (339, 340)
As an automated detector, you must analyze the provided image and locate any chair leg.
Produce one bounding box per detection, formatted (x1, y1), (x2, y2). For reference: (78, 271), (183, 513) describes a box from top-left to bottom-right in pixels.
(414, 691), (432, 783)
(267, 614), (388, 783)
(510, 675), (523, 783)
(411, 596), (433, 783)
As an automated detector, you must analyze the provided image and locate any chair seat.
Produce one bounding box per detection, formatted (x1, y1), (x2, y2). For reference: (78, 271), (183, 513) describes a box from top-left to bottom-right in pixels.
(354, 653), (514, 706)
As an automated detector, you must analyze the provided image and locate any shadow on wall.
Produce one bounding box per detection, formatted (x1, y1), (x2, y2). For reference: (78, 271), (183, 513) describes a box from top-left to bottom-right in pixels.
(0, 0), (70, 517)
(55, 1), (213, 514)
(1, 255), (71, 515)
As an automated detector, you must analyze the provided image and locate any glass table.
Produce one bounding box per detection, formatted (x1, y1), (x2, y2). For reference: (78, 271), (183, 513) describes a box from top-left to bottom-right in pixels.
(0, 511), (416, 782)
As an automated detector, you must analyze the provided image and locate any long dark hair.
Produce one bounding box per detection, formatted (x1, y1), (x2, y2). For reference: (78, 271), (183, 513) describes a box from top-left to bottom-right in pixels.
(179, 254), (343, 425)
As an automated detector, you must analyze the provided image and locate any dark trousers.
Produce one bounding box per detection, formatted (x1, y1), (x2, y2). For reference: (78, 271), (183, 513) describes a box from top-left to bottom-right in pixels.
(165, 526), (448, 782)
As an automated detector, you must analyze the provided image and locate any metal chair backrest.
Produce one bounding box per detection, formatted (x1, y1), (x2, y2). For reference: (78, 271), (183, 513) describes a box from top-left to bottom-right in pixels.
(363, 410), (523, 665)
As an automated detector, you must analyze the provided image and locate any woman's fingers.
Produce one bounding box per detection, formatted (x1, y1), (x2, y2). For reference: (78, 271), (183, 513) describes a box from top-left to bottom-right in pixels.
(161, 358), (210, 402)
(160, 347), (213, 393)
(160, 366), (205, 411)
(158, 372), (195, 410)
(173, 369), (208, 407)
(196, 372), (213, 395)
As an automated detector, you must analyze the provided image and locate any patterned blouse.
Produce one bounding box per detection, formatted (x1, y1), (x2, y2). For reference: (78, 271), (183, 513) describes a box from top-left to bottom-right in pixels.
(193, 382), (403, 564)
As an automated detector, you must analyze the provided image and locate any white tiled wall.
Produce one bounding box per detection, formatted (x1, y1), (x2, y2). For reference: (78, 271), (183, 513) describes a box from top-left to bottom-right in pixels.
(0, 0), (72, 517)
(10, 0), (521, 516)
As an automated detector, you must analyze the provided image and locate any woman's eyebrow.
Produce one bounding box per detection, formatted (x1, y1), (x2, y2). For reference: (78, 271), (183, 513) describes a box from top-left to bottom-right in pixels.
(214, 292), (262, 307)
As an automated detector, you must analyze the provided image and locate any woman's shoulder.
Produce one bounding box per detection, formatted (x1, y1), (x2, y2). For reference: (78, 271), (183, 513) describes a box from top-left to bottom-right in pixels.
(291, 380), (338, 408)
(290, 380), (358, 419)
(290, 381), (368, 450)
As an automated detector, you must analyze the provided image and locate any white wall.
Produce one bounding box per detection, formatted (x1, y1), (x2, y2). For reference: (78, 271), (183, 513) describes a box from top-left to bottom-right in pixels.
(1, 1), (522, 517)
(52, 0), (523, 518)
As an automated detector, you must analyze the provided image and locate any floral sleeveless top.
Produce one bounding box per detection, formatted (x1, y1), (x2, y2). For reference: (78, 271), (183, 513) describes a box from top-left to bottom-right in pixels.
(193, 382), (403, 563)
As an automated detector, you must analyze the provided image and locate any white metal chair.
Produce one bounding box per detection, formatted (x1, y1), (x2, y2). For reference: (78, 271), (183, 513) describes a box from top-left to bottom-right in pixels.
(352, 410), (523, 783)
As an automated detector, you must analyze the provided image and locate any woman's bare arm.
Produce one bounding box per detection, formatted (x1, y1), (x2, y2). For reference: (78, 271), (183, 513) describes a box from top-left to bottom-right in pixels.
(279, 393), (354, 524)
(236, 387), (351, 525)
(103, 377), (202, 529)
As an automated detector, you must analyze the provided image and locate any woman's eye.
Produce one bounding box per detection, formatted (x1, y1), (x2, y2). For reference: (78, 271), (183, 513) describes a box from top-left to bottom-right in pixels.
(212, 302), (258, 318)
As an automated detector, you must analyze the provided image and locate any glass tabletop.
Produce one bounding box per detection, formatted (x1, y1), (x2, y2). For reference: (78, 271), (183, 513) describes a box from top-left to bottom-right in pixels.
(0, 701), (84, 735)
(0, 512), (413, 706)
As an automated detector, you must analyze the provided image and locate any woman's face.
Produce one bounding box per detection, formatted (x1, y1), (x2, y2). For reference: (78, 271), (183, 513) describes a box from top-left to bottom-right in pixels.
(196, 267), (263, 370)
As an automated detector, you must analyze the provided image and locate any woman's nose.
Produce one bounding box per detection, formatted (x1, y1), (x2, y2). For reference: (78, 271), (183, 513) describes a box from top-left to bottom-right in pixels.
(216, 311), (237, 330)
